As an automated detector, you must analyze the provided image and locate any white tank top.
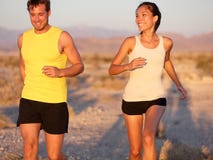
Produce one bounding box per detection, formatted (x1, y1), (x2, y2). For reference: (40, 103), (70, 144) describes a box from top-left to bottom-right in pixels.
(123, 35), (166, 101)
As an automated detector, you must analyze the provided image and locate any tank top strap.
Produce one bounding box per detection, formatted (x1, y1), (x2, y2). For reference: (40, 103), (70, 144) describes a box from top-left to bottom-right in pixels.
(158, 35), (163, 45)
(157, 35), (165, 51)
(134, 35), (141, 46)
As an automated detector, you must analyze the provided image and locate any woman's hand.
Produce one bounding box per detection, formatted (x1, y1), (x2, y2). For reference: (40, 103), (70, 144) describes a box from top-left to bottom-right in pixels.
(177, 86), (187, 99)
(128, 57), (147, 71)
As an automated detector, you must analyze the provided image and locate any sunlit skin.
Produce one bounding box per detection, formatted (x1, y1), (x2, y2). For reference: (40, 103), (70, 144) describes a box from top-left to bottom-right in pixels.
(29, 4), (51, 34)
(18, 3), (84, 160)
(108, 4), (187, 160)
(19, 5), (84, 81)
(135, 6), (156, 35)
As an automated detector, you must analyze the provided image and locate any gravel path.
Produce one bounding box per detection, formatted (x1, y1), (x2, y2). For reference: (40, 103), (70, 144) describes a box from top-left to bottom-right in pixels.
(0, 79), (213, 160)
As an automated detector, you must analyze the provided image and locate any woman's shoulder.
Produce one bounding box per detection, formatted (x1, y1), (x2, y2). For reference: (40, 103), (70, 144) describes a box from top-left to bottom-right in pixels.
(161, 35), (173, 51)
(162, 36), (173, 45)
(119, 36), (137, 54)
(122, 35), (137, 46)
(124, 35), (136, 41)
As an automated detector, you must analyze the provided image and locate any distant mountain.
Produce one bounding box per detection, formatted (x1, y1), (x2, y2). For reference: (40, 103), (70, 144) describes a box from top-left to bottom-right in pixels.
(65, 25), (134, 38)
(163, 32), (213, 52)
(0, 27), (21, 51)
(0, 26), (212, 53)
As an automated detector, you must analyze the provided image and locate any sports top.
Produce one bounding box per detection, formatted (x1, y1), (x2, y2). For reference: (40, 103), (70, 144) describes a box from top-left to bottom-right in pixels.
(21, 26), (67, 103)
(123, 35), (166, 101)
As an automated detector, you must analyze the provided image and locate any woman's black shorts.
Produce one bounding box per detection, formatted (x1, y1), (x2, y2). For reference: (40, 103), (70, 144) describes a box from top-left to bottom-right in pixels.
(17, 98), (69, 134)
(122, 98), (166, 115)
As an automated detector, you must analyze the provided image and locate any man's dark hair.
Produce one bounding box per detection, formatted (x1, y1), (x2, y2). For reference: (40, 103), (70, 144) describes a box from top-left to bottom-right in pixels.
(27, 0), (50, 12)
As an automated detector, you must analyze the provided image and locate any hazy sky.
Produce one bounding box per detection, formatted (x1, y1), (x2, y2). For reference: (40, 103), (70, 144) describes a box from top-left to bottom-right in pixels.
(1, 0), (213, 36)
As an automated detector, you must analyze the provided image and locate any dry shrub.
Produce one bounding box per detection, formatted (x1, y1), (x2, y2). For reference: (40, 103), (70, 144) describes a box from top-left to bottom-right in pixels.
(0, 68), (22, 105)
(67, 75), (87, 88)
(82, 53), (112, 68)
(0, 54), (22, 105)
(1, 152), (23, 160)
(104, 76), (126, 90)
(159, 139), (173, 160)
(1, 153), (50, 160)
(196, 53), (213, 76)
(201, 145), (213, 160)
(172, 51), (213, 77)
(159, 139), (212, 160)
(0, 54), (19, 68)
(78, 52), (129, 90)
(0, 114), (15, 129)
(156, 121), (166, 139)
(92, 74), (127, 91)
(68, 105), (75, 118)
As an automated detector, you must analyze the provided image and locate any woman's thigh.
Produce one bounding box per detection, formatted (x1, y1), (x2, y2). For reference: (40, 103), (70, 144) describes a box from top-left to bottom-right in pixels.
(123, 114), (144, 149)
(144, 105), (165, 134)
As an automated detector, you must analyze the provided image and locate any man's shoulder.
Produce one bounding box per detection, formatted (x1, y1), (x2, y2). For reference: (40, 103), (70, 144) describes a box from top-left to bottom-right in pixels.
(51, 26), (63, 32)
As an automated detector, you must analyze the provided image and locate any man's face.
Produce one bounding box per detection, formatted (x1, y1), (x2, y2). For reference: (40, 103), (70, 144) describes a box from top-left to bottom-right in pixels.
(28, 4), (50, 33)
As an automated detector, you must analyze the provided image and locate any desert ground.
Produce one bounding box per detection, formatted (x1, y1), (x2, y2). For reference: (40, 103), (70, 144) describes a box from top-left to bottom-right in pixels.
(0, 51), (212, 160)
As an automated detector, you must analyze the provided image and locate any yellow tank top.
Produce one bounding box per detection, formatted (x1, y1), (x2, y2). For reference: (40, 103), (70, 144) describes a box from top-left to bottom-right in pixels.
(21, 26), (67, 103)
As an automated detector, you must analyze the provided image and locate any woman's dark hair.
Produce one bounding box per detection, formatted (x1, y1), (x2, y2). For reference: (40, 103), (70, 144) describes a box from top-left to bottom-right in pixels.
(27, 0), (50, 12)
(136, 2), (161, 31)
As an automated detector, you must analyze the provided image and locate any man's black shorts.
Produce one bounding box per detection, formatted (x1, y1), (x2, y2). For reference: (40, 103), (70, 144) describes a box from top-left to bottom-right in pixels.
(17, 98), (69, 134)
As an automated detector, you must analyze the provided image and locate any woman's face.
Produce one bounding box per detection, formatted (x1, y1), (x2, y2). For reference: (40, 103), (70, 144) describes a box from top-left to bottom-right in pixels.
(135, 5), (157, 33)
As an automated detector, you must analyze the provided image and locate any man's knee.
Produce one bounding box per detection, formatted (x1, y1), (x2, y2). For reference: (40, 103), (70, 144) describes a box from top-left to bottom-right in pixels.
(23, 142), (38, 160)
